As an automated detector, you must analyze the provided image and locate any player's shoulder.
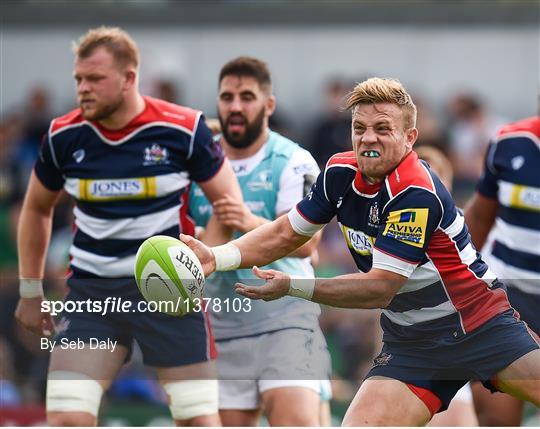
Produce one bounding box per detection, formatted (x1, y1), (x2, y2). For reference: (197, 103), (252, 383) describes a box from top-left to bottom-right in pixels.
(268, 130), (300, 156)
(321, 152), (357, 198)
(326, 151), (358, 170)
(496, 116), (540, 142)
(143, 96), (202, 133)
(386, 151), (435, 198)
(49, 108), (85, 136)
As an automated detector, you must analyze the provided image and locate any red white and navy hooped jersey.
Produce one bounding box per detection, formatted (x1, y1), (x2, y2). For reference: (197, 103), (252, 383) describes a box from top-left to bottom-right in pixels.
(477, 117), (540, 296)
(288, 151), (512, 342)
(34, 96), (224, 281)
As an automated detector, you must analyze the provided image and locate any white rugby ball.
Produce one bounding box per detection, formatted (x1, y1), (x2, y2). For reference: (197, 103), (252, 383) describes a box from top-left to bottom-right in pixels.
(134, 235), (205, 316)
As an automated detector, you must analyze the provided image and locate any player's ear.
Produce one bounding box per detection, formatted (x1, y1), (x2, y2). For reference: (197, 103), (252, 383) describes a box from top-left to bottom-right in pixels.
(124, 69), (137, 90)
(265, 95), (276, 116)
(405, 127), (418, 149)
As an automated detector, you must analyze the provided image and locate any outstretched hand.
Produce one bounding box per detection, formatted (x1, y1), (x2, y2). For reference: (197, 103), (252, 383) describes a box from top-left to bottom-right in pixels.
(235, 266), (290, 301)
(179, 233), (216, 277)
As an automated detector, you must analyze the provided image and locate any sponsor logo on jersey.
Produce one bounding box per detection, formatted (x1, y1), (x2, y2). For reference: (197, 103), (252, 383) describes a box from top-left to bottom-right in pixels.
(340, 224), (374, 255)
(79, 177), (157, 201)
(247, 169), (273, 191)
(196, 201), (265, 217)
(510, 185), (540, 212)
(383, 208), (428, 248)
(232, 164), (248, 175)
(143, 143), (169, 165)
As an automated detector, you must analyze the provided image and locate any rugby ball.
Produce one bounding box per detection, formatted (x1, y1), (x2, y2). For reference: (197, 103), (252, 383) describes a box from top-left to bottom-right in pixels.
(134, 235), (205, 316)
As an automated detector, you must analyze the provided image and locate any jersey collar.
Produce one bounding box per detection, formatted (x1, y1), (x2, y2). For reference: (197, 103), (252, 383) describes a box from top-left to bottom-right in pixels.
(353, 151), (418, 196)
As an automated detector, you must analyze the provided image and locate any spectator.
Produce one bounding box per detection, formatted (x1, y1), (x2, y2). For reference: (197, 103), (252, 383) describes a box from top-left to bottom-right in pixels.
(446, 93), (506, 183)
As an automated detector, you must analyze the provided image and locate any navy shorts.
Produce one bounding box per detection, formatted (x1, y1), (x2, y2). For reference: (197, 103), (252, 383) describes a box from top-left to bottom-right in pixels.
(366, 309), (539, 412)
(507, 286), (540, 335)
(54, 277), (216, 367)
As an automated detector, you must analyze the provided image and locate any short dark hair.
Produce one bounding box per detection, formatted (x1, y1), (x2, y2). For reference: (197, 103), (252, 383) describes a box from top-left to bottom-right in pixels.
(219, 56), (272, 93)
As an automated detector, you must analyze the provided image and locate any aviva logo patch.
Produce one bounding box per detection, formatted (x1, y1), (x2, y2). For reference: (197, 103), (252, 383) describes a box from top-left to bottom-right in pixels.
(383, 208), (428, 248)
(79, 178), (157, 201)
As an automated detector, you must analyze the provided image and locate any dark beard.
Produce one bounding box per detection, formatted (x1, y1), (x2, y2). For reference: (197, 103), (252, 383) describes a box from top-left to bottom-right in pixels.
(219, 107), (265, 149)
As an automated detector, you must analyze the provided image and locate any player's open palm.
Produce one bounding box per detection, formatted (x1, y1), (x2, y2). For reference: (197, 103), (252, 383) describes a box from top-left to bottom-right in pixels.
(235, 266), (290, 301)
(15, 297), (55, 336)
(179, 233), (216, 277)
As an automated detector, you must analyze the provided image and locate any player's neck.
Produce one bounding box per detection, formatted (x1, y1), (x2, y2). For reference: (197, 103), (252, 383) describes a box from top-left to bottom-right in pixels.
(223, 128), (269, 160)
(98, 93), (146, 130)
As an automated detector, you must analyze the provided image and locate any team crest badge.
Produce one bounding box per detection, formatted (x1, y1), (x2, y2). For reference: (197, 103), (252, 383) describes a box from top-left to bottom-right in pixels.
(73, 149), (85, 163)
(369, 202), (380, 226)
(143, 144), (169, 165)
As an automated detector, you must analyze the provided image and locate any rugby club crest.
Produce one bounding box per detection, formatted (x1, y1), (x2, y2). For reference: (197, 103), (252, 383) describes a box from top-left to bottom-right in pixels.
(143, 143), (169, 165)
(368, 202), (380, 227)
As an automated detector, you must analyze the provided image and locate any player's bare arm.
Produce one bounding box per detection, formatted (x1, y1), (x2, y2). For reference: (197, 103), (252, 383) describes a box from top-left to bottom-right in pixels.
(463, 192), (498, 249)
(15, 172), (62, 335)
(197, 157), (243, 246)
(180, 213), (309, 277)
(212, 193), (267, 233)
(236, 266), (406, 309)
(210, 196), (321, 257)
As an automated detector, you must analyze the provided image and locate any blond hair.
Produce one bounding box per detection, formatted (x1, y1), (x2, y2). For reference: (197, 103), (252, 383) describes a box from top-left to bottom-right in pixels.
(344, 77), (417, 129)
(73, 26), (139, 69)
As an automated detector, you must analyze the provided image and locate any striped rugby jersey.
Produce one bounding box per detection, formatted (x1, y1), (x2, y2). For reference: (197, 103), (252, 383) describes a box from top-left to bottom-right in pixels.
(288, 150), (512, 342)
(477, 117), (540, 296)
(34, 96), (224, 282)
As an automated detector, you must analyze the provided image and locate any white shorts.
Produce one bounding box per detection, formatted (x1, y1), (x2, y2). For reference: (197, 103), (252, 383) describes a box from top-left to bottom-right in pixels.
(216, 328), (331, 410)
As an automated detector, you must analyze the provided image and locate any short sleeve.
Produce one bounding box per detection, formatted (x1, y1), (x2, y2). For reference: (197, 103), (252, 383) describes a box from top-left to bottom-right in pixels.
(275, 148), (320, 215)
(288, 168), (335, 236)
(34, 134), (64, 191)
(373, 188), (442, 276)
(476, 142), (499, 199)
(187, 116), (225, 182)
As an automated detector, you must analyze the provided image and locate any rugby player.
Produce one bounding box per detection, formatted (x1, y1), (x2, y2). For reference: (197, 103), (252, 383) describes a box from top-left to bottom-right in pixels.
(189, 57), (330, 426)
(15, 26), (242, 426)
(181, 78), (540, 426)
(465, 116), (540, 426)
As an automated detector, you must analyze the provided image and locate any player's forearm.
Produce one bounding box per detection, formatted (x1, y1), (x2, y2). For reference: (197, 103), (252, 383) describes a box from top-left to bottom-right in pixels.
(311, 273), (394, 309)
(232, 214), (309, 268)
(464, 193), (497, 249)
(17, 204), (54, 279)
(203, 215), (234, 246)
(288, 231), (321, 258)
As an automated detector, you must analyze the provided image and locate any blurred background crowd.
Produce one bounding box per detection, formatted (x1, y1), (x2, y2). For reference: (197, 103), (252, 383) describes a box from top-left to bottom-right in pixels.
(1, 0), (538, 425)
